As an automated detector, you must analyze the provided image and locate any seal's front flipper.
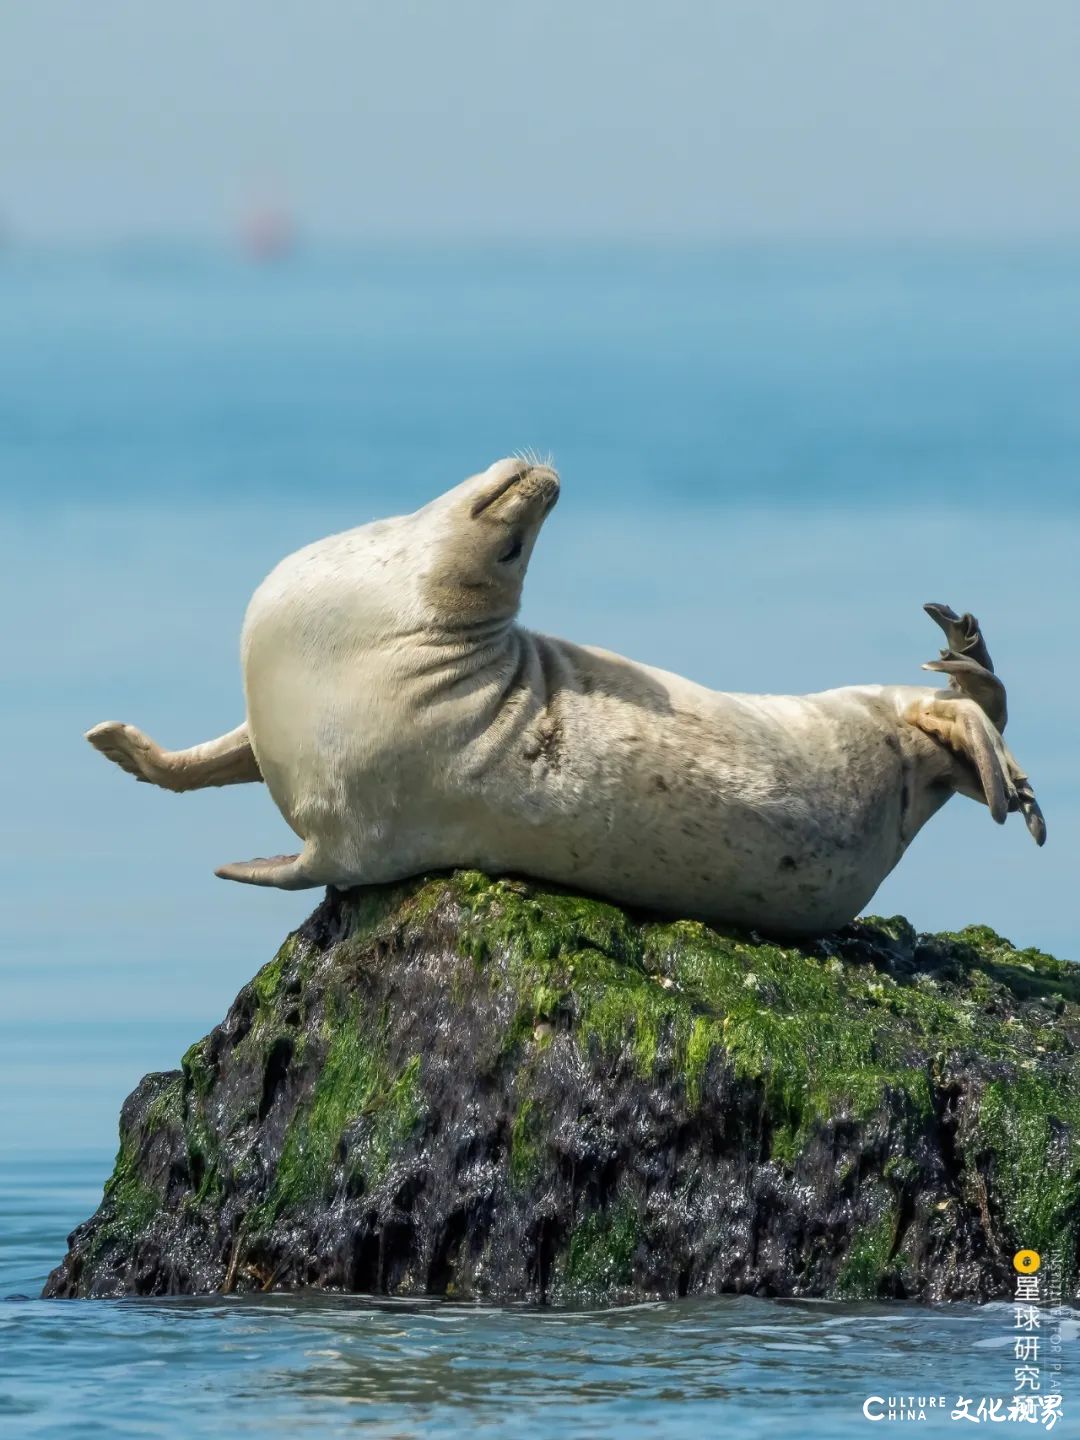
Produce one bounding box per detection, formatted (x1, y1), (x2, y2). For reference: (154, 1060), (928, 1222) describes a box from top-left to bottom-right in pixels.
(87, 721), (261, 791)
(87, 722), (161, 783)
(215, 854), (321, 889)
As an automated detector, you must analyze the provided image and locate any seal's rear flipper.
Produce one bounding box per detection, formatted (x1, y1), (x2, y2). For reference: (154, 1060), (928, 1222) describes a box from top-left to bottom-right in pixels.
(215, 854), (321, 889)
(922, 603), (1007, 730)
(1013, 776), (1047, 847)
(924, 603), (996, 673)
(906, 694), (1046, 846)
(917, 603), (1043, 842)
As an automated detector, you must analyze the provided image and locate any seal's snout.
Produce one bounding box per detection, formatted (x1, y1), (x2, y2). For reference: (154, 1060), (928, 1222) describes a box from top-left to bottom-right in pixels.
(470, 456), (560, 518)
(524, 463), (560, 512)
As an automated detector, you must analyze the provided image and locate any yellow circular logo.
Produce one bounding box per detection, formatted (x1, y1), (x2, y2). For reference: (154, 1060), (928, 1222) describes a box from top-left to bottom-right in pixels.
(1013, 1249), (1041, 1273)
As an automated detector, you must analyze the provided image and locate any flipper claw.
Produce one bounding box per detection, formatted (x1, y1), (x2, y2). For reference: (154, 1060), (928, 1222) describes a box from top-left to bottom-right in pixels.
(1017, 787), (1048, 847)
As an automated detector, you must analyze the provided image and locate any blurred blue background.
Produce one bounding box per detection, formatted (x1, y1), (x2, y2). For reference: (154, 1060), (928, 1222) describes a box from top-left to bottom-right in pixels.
(2, 3), (1078, 1156)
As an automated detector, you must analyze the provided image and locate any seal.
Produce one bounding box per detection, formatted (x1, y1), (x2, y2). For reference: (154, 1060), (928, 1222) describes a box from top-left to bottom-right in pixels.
(86, 457), (1045, 936)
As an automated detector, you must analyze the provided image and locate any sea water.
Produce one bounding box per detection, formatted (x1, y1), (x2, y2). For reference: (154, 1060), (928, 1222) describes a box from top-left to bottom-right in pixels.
(1, 245), (1078, 1435)
(4, 1153), (1076, 1438)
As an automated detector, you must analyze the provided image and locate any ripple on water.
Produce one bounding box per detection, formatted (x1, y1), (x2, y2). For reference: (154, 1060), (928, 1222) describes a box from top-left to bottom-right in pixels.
(3, 1156), (1077, 1437)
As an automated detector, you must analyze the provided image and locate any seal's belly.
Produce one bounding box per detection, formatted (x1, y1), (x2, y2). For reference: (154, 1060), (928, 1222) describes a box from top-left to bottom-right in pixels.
(513, 783), (904, 935)
(459, 686), (912, 935)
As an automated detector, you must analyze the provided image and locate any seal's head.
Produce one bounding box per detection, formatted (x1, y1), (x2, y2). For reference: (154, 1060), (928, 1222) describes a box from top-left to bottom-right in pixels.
(421, 456), (560, 627)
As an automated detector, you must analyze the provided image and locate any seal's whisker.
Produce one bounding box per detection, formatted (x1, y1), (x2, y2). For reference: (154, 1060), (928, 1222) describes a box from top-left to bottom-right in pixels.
(512, 446), (554, 472)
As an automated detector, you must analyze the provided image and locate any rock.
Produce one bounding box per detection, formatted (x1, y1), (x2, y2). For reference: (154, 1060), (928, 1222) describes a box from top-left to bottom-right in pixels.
(43, 872), (1080, 1303)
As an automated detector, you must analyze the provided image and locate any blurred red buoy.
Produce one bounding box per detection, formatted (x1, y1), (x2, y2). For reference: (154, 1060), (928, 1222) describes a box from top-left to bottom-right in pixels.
(240, 205), (295, 261)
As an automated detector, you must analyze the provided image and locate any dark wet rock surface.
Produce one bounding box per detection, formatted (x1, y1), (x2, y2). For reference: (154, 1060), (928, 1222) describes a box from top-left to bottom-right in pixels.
(44, 873), (1080, 1303)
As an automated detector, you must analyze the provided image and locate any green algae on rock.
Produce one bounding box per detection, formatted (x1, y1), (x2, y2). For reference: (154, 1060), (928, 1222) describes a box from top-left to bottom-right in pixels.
(44, 872), (1080, 1303)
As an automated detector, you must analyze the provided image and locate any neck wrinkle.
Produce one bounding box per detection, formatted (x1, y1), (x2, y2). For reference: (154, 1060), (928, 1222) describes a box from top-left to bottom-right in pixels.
(403, 617), (519, 692)
(424, 605), (518, 650)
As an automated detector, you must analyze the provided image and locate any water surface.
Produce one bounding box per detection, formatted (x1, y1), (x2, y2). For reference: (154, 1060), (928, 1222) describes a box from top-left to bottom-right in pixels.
(6, 1154), (1074, 1439)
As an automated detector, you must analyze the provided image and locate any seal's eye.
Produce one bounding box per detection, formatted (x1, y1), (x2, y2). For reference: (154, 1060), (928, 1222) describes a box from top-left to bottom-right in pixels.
(498, 535), (524, 564)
